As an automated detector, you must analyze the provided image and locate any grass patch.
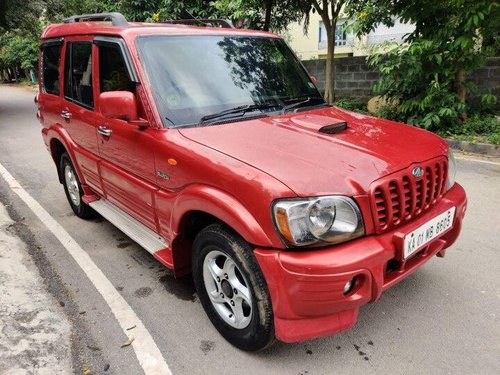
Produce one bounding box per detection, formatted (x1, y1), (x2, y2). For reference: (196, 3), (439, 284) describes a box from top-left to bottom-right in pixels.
(333, 98), (369, 113)
(437, 115), (500, 145)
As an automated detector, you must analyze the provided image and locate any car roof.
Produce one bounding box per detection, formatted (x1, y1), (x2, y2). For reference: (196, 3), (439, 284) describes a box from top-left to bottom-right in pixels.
(41, 22), (280, 41)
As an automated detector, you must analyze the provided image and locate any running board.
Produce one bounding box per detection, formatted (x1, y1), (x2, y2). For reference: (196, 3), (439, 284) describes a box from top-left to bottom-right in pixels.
(88, 199), (168, 254)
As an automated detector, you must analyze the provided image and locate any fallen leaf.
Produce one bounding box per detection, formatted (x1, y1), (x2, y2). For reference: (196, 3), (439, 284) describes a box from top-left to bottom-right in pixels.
(121, 337), (134, 348)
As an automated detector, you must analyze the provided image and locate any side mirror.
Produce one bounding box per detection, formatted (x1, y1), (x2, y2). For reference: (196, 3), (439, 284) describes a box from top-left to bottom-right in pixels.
(310, 75), (318, 85)
(99, 91), (138, 122)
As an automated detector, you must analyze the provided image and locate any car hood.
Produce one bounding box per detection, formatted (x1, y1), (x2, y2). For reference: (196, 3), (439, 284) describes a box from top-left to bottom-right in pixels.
(178, 106), (448, 196)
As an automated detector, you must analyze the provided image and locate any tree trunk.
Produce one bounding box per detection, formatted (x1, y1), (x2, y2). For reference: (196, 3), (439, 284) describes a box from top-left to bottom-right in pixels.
(324, 20), (337, 104)
(263, 0), (273, 31)
(13, 66), (19, 82)
(311, 0), (345, 103)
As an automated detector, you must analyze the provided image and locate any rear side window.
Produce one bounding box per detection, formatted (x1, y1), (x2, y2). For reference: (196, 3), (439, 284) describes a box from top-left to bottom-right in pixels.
(42, 45), (61, 95)
(64, 42), (93, 108)
(98, 44), (135, 93)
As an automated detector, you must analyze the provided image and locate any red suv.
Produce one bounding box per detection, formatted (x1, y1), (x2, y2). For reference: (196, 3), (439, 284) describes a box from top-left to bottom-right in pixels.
(37, 13), (467, 351)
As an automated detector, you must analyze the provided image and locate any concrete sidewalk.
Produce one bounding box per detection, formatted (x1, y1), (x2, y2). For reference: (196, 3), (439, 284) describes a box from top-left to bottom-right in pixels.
(0, 202), (72, 374)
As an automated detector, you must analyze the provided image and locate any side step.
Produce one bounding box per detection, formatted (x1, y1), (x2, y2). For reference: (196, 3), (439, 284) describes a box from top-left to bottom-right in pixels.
(88, 199), (168, 254)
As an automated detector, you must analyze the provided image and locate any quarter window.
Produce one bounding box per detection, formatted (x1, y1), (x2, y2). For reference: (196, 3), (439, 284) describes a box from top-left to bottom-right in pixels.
(64, 42), (94, 108)
(42, 45), (61, 95)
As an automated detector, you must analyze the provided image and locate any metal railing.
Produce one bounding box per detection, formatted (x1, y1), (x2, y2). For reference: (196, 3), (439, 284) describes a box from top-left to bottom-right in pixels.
(318, 37), (355, 50)
(367, 33), (407, 45)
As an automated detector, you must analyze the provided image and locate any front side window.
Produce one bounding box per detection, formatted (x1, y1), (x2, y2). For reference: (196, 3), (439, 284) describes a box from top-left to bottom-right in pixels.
(137, 35), (323, 127)
(64, 42), (93, 108)
(98, 43), (134, 93)
(42, 45), (61, 95)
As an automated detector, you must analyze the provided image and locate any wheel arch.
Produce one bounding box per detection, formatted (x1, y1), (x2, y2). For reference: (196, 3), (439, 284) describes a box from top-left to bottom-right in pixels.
(169, 186), (277, 276)
(46, 126), (86, 187)
(49, 138), (67, 183)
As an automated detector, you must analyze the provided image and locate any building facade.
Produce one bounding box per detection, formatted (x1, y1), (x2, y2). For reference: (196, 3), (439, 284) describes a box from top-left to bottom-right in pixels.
(286, 11), (414, 60)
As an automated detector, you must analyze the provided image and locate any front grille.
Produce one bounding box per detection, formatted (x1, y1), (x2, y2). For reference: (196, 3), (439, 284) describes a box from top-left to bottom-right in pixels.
(370, 157), (448, 233)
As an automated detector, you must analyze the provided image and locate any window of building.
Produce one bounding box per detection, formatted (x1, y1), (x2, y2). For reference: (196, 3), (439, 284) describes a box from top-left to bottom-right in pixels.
(335, 24), (347, 46)
(318, 21), (348, 48)
(42, 45), (61, 95)
(64, 42), (93, 108)
(98, 44), (135, 93)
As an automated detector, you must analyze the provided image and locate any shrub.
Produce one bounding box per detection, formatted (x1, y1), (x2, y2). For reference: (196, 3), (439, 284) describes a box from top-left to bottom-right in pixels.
(334, 98), (367, 112)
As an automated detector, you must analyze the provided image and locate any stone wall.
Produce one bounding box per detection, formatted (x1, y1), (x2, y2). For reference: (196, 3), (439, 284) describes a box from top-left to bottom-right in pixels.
(302, 56), (500, 103)
(302, 57), (379, 103)
(468, 57), (500, 98)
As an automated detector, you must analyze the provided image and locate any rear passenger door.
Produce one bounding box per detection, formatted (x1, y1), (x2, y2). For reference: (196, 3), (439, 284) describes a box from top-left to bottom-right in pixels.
(94, 37), (158, 231)
(61, 36), (103, 194)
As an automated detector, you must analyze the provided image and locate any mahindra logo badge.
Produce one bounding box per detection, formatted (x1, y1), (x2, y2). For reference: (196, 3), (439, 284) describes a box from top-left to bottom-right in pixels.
(412, 166), (424, 178)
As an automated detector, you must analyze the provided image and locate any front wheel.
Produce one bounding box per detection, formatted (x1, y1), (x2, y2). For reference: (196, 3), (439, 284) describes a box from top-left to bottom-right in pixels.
(192, 224), (275, 351)
(60, 152), (96, 219)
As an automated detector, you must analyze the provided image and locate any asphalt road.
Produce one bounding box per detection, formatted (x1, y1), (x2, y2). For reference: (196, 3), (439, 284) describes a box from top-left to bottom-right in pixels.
(0, 85), (499, 375)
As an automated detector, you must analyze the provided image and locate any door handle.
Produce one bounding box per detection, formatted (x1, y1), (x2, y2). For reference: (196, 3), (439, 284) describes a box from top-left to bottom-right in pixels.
(60, 110), (72, 119)
(97, 125), (112, 137)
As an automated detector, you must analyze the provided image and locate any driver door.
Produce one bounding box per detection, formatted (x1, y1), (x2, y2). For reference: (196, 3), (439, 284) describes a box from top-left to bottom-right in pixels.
(94, 37), (158, 230)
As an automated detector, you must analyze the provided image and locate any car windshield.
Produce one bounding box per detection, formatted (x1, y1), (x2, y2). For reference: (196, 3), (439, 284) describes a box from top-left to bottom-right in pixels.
(136, 35), (324, 127)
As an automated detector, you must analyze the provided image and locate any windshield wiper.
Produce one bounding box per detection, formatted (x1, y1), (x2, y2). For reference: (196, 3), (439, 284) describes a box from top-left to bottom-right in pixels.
(281, 96), (326, 114)
(199, 102), (279, 124)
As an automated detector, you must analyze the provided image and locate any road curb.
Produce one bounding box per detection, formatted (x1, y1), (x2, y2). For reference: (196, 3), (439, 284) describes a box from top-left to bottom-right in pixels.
(446, 139), (500, 157)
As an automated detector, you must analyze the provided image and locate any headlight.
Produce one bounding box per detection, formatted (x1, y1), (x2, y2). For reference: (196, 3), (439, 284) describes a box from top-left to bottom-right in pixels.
(272, 196), (365, 247)
(447, 148), (456, 190)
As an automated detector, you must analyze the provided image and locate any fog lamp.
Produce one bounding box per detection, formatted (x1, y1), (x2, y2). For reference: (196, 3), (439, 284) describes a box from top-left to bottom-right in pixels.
(343, 278), (355, 295)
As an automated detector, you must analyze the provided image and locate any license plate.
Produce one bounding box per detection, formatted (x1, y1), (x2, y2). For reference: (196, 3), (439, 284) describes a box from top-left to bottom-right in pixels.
(403, 207), (456, 259)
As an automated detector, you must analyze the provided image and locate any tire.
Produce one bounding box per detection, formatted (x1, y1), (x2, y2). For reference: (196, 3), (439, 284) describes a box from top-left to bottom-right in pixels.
(60, 152), (96, 219)
(192, 223), (275, 351)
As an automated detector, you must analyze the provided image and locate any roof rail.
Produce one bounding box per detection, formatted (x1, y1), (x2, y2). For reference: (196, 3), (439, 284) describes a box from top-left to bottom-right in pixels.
(63, 12), (128, 27)
(163, 19), (234, 28)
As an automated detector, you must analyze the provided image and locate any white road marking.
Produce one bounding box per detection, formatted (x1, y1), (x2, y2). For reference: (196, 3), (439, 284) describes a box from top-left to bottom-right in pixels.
(0, 162), (172, 375)
(455, 157), (500, 166)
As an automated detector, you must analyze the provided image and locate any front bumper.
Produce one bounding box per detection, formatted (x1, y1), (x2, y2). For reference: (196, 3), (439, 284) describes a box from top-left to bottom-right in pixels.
(254, 183), (467, 343)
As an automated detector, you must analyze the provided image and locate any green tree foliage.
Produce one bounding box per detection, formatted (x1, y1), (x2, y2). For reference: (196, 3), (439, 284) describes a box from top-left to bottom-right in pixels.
(44, 0), (116, 22)
(348, 0), (499, 130)
(212, 0), (304, 31)
(0, 32), (39, 69)
(0, 0), (44, 36)
(0, 0), (44, 80)
(44, 0), (224, 22)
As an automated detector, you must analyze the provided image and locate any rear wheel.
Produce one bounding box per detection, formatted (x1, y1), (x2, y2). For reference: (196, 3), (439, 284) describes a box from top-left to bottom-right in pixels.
(192, 224), (275, 351)
(60, 152), (96, 219)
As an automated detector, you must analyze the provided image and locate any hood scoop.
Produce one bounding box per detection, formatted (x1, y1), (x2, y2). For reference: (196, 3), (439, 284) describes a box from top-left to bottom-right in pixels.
(288, 114), (348, 135)
(318, 121), (348, 134)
